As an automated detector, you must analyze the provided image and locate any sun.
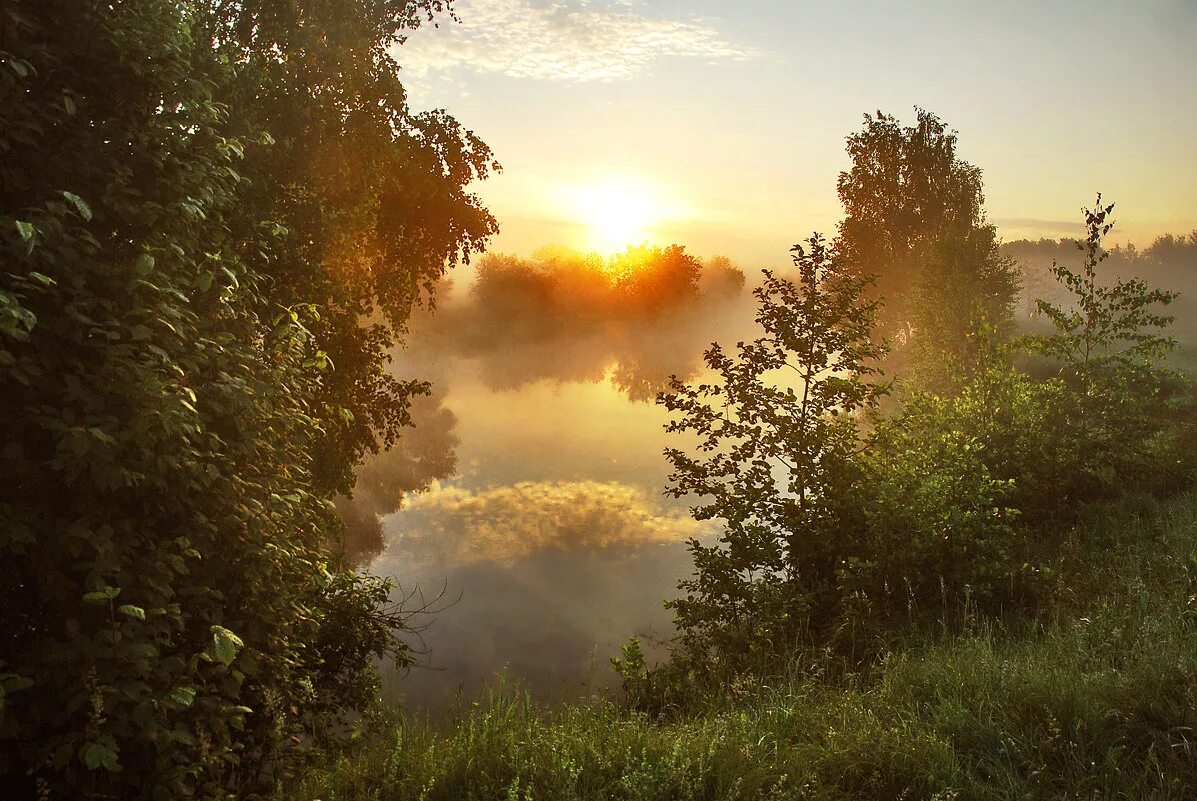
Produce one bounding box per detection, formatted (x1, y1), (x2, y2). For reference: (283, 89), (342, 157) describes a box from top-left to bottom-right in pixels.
(570, 179), (657, 254)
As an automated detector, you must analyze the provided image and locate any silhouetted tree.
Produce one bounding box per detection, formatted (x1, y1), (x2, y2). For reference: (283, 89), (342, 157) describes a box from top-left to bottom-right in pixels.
(660, 235), (886, 665)
(836, 109), (1018, 382)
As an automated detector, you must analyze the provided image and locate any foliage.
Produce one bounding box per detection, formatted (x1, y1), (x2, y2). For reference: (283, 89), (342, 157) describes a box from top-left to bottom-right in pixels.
(0, 0), (493, 797)
(852, 410), (1024, 624)
(1027, 195), (1187, 500)
(279, 490), (1197, 801)
(894, 326), (1078, 526)
(699, 255), (748, 299)
(613, 244), (703, 314)
(464, 244), (721, 342)
(905, 226), (1021, 390)
(835, 109), (1019, 380)
(661, 188), (1193, 674)
(836, 109), (983, 302)
(659, 234), (887, 666)
(200, 0), (498, 499)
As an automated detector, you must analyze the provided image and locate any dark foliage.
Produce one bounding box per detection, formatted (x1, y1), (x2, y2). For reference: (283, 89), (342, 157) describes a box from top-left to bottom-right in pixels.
(0, 1), (493, 797)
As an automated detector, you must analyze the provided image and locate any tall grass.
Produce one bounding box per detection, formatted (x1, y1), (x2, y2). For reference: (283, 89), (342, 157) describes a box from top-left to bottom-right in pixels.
(281, 491), (1197, 800)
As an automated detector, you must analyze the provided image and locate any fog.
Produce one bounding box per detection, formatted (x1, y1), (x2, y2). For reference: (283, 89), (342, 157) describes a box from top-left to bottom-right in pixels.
(336, 249), (758, 707)
(1003, 233), (1197, 338)
(347, 232), (1197, 709)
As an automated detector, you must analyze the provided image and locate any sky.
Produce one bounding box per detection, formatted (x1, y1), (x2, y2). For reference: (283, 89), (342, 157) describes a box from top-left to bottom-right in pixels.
(392, 0), (1197, 267)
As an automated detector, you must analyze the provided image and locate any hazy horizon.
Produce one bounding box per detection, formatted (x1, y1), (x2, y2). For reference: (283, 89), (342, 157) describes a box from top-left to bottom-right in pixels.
(390, 0), (1197, 264)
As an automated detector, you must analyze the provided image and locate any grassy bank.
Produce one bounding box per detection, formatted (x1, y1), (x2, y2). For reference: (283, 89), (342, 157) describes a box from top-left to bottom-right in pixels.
(282, 491), (1197, 800)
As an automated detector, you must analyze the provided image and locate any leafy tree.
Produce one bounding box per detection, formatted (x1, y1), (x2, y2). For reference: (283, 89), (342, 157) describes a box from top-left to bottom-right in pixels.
(699, 255), (747, 300)
(836, 109), (1019, 379)
(0, 1), (493, 797)
(906, 226), (1021, 389)
(659, 235), (886, 666)
(1029, 196), (1185, 498)
(614, 244), (703, 315)
(837, 109), (984, 301)
(200, 0), (498, 501)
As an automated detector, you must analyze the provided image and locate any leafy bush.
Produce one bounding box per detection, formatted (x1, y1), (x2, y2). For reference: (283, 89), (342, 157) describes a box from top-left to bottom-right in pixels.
(0, 1), (493, 797)
(1027, 195), (1189, 501)
(659, 234), (887, 669)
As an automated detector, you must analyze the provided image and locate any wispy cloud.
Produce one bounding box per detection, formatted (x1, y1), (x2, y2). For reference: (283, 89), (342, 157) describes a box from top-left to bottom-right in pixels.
(394, 0), (753, 83)
(372, 480), (713, 569)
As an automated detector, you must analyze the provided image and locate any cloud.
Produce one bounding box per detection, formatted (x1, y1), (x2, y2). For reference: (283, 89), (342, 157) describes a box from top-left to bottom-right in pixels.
(394, 0), (753, 83)
(369, 479), (714, 705)
(372, 479), (713, 569)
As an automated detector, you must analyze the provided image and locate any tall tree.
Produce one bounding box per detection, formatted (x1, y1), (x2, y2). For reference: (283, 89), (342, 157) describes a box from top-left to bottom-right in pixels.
(836, 109), (1018, 380)
(0, 1), (493, 797)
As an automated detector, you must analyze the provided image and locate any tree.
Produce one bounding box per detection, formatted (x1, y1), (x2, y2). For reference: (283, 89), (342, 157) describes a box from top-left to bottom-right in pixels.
(200, 0), (498, 501)
(659, 234), (886, 667)
(1028, 195), (1184, 499)
(906, 225), (1021, 389)
(614, 244), (703, 315)
(699, 255), (748, 301)
(0, 1), (493, 797)
(836, 109), (1019, 380)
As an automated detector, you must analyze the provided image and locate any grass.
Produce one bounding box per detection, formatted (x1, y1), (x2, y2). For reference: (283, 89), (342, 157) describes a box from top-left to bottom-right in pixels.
(279, 490), (1197, 800)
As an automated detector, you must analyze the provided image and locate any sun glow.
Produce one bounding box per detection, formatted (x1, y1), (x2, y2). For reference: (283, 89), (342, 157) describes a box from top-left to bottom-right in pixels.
(570, 178), (658, 254)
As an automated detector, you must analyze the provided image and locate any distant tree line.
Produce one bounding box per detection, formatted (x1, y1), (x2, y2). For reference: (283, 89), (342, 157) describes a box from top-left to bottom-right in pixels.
(454, 246), (744, 345)
(1004, 231), (1197, 323)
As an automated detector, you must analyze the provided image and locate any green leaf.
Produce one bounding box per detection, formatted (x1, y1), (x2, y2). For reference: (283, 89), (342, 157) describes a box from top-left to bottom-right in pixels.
(118, 604), (145, 621)
(14, 221), (34, 241)
(61, 191), (92, 222)
(135, 254), (155, 276)
(1, 674), (34, 694)
(211, 625), (243, 666)
(168, 686), (195, 707)
(81, 741), (119, 772)
(82, 586), (120, 604)
(89, 427), (116, 445)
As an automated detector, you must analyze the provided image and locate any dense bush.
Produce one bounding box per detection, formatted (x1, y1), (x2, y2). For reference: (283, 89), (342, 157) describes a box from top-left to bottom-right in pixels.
(0, 1), (493, 797)
(659, 194), (1190, 677)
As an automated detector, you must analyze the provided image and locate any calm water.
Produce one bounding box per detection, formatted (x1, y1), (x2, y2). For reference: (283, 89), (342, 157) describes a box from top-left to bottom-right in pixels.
(370, 297), (756, 707)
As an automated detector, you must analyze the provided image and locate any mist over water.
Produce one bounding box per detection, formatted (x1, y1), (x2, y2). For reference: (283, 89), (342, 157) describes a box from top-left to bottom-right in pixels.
(353, 234), (1197, 709)
(358, 268), (760, 708)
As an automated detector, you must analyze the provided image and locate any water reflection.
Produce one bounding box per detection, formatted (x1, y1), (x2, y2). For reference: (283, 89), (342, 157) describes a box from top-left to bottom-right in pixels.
(358, 278), (758, 707)
(372, 478), (713, 706)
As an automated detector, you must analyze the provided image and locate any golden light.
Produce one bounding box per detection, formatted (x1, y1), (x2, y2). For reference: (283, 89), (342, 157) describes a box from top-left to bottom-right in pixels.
(569, 178), (658, 254)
